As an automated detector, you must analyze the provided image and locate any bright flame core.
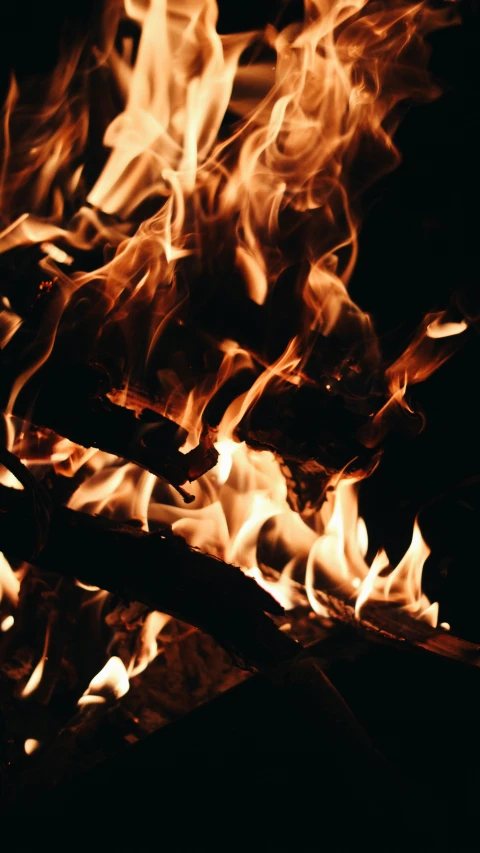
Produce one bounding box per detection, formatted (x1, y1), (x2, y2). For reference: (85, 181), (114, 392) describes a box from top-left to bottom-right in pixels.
(78, 656), (130, 706)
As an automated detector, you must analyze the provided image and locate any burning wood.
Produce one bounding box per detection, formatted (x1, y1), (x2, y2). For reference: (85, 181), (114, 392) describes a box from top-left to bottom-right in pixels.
(0, 469), (477, 677)
(0, 0), (468, 797)
(4, 359), (218, 502)
(0, 475), (297, 671)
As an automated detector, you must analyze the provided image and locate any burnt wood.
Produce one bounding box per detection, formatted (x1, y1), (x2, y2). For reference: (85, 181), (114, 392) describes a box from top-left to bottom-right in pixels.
(0, 473), (477, 674)
(2, 360), (218, 502)
(0, 481), (300, 671)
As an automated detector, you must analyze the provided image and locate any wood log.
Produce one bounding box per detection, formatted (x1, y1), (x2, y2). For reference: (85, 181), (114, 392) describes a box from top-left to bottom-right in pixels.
(4, 361), (218, 502)
(310, 587), (480, 669)
(0, 481), (301, 671)
(0, 259), (381, 510)
(1, 474), (478, 673)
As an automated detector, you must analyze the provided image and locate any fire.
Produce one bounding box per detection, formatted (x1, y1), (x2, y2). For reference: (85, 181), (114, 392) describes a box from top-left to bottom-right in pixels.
(355, 521), (438, 626)
(0, 0), (463, 710)
(22, 622), (51, 698)
(0, 551), (20, 605)
(128, 610), (171, 677)
(24, 738), (41, 756)
(0, 614), (14, 632)
(78, 656), (130, 706)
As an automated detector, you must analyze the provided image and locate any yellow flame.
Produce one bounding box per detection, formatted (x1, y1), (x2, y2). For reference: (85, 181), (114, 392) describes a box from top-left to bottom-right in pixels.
(355, 521), (438, 626)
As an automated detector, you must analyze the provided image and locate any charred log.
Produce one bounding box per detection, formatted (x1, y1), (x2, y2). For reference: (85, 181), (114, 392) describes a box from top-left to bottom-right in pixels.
(235, 380), (381, 511)
(0, 254), (383, 512)
(1, 359), (218, 502)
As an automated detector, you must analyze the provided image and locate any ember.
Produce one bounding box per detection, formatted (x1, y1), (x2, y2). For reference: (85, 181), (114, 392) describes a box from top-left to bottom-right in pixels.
(0, 0), (472, 833)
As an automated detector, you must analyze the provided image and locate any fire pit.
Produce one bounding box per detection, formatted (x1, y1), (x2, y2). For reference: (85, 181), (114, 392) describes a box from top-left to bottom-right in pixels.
(0, 0), (475, 842)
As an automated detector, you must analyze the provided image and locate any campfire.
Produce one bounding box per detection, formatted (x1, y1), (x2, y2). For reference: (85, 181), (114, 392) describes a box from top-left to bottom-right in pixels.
(0, 0), (470, 811)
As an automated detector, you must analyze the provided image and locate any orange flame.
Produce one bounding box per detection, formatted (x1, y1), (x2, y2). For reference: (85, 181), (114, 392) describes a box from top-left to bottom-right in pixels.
(355, 521), (438, 625)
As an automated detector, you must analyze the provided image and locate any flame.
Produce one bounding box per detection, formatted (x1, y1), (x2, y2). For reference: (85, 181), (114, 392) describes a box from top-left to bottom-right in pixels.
(78, 656), (130, 706)
(355, 521), (438, 626)
(0, 551), (20, 606)
(0, 297), (22, 349)
(0, 614), (14, 632)
(24, 738), (41, 756)
(426, 317), (468, 339)
(22, 622), (51, 698)
(129, 610), (170, 677)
